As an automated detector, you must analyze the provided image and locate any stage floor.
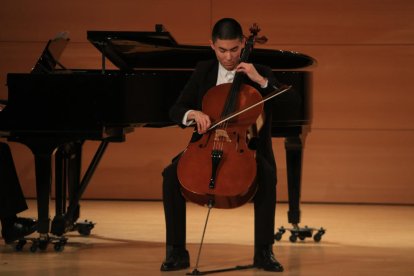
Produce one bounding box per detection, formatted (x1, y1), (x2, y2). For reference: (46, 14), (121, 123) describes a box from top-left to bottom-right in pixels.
(1, 200), (414, 275)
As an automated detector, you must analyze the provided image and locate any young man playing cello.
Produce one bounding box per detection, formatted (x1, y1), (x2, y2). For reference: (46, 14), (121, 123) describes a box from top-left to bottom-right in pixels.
(161, 18), (283, 272)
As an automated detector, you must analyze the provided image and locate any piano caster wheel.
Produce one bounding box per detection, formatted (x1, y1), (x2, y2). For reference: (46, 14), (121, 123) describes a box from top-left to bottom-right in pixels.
(15, 240), (27, 251)
(274, 232), (283, 241)
(77, 220), (95, 236)
(51, 236), (68, 252)
(313, 228), (326, 242)
(79, 228), (90, 236)
(54, 242), (65, 252)
(38, 239), (48, 251)
(30, 243), (38, 252)
(274, 226), (286, 241)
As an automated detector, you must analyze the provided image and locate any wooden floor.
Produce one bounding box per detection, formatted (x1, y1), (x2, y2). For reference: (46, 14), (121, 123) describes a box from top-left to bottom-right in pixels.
(1, 200), (414, 275)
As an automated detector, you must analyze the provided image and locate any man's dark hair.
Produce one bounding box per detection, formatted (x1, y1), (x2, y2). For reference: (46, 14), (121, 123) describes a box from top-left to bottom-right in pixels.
(211, 18), (243, 42)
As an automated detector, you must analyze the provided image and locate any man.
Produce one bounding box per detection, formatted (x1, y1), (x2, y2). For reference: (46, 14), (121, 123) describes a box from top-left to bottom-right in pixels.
(161, 18), (283, 272)
(0, 142), (37, 244)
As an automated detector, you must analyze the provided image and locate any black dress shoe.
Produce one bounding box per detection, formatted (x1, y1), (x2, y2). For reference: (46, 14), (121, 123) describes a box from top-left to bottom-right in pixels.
(253, 245), (284, 272)
(1, 217), (37, 244)
(160, 247), (190, 271)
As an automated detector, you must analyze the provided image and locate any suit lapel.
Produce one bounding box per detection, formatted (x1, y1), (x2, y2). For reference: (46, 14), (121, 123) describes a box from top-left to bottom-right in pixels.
(206, 61), (219, 89)
(200, 60), (219, 96)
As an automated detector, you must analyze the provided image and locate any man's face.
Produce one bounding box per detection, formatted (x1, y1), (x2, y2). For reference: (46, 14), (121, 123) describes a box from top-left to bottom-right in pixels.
(210, 38), (244, 71)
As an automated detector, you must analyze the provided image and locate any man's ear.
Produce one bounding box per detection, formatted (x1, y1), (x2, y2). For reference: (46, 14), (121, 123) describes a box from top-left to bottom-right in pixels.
(209, 39), (215, 50)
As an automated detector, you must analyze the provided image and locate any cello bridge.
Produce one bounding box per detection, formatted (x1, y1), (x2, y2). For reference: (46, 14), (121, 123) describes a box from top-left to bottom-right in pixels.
(214, 129), (231, 142)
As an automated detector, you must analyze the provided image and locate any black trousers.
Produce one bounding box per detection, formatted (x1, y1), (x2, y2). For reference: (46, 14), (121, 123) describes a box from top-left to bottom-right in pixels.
(0, 142), (27, 218)
(162, 154), (277, 247)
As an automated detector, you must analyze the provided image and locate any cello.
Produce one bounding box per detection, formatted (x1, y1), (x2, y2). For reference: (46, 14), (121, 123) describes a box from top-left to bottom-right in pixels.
(177, 24), (267, 209)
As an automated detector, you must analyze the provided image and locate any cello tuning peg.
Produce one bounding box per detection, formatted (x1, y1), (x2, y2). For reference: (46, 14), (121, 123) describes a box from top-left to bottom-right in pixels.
(249, 23), (261, 35)
(255, 35), (268, 44)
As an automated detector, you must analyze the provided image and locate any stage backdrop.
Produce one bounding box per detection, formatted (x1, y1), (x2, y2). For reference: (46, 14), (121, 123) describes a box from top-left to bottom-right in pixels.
(1, 0), (413, 205)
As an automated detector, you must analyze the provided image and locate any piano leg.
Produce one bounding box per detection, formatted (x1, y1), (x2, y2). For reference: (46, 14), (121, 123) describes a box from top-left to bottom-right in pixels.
(66, 142), (82, 222)
(52, 140), (108, 237)
(9, 137), (78, 237)
(277, 140), (328, 244)
(33, 151), (53, 235)
(54, 148), (66, 220)
(8, 137), (110, 250)
(64, 140), (109, 222)
(284, 136), (305, 225)
(52, 141), (83, 236)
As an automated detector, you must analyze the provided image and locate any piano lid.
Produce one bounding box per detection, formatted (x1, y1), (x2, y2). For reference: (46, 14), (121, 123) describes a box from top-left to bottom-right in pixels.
(87, 27), (315, 71)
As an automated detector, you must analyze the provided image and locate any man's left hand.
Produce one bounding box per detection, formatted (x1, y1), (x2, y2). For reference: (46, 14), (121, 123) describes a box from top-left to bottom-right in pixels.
(236, 62), (267, 87)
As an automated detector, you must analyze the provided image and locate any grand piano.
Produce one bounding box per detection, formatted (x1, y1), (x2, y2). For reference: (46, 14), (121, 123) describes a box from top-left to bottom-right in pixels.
(0, 26), (314, 249)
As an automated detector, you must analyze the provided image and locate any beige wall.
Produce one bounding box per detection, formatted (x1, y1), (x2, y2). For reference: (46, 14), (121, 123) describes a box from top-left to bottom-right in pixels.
(1, 0), (413, 204)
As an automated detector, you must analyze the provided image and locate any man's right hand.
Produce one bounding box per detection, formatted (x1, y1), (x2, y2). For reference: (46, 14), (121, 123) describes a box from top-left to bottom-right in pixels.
(187, 110), (211, 134)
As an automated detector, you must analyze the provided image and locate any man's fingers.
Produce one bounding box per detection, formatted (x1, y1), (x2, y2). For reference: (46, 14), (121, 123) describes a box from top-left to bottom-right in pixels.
(195, 112), (211, 134)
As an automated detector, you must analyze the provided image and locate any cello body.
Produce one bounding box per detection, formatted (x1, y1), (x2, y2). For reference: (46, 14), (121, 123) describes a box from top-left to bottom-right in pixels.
(177, 82), (264, 208)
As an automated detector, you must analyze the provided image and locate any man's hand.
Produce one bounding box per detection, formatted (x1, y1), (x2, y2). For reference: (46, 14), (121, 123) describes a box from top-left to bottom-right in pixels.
(236, 62), (267, 87)
(187, 110), (211, 134)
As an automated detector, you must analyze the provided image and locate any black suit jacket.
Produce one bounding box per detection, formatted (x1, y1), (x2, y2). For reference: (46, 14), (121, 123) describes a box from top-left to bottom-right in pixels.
(169, 59), (279, 171)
